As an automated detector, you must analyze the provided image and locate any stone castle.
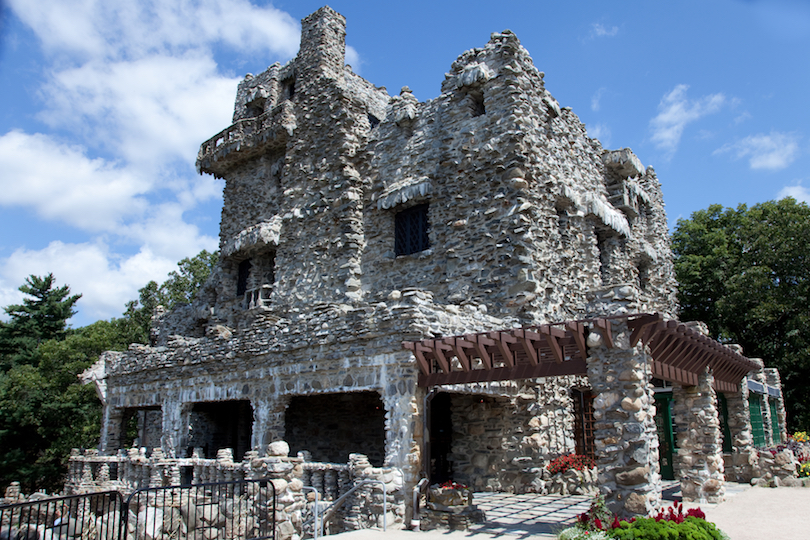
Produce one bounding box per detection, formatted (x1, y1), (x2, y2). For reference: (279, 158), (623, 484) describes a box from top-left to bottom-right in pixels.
(74, 6), (788, 531)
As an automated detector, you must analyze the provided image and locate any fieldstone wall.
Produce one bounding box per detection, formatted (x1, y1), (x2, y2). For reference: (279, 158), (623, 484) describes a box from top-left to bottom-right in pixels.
(672, 369), (725, 503)
(443, 375), (587, 493)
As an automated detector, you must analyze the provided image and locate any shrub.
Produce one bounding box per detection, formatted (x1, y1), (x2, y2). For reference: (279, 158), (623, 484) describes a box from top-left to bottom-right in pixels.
(610, 516), (728, 540)
(548, 454), (596, 475)
(793, 431), (809, 444)
(556, 496), (727, 540)
(799, 462), (810, 478)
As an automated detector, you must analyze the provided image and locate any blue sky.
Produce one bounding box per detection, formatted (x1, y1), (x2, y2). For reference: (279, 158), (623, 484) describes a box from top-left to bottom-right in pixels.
(0, 0), (808, 326)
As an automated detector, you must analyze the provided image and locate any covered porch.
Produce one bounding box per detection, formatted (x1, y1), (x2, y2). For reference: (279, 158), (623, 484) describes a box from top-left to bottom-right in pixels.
(404, 312), (761, 516)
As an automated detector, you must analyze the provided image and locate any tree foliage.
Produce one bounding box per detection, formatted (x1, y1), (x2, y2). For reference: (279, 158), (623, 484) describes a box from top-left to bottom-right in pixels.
(0, 274), (82, 369)
(672, 198), (810, 431)
(0, 250), (218, 492)
(124, 250), (218, 343)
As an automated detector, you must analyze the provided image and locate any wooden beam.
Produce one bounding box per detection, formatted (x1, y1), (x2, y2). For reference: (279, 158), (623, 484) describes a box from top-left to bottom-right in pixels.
(469, 333), (494, 370)
(491, 331), (516, 367)
(628, 313), (663, 346)
(418, 357), (588, 387)
(513, 329), (539, 364)
(593, 319), (613, 348)
(447, 337), (473, 371)
(565, 321), (588, 361)
(539, 325), (565, 363)
(430, 340), (453, 374)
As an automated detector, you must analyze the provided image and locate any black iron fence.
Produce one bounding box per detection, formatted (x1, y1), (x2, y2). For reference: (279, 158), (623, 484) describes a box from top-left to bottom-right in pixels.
(0, 490), (123, 540)
(0, 480), (276, 540)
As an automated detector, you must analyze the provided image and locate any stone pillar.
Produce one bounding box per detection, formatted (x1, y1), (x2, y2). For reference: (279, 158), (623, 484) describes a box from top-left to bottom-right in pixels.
(586, 320), (661, 517)
(722, 384), (757, 483)
(99, 406), (125, 454)
(252, 396), (288, 450)
(672, 368), (725, 503)
(764, 368), (787, 444)
(160, 396), (191, 457)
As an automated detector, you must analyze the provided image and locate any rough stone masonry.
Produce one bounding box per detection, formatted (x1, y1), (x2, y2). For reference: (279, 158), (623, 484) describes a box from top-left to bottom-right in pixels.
(77, 6), (786, 528)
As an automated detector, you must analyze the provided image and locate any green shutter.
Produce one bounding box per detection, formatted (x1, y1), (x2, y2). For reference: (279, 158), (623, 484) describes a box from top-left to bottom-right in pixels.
(769, 399), (781, 444)
(749, 394), (766, 447)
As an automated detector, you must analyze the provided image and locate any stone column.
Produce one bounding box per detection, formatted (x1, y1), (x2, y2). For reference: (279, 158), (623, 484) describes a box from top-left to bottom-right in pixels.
(160, 395), (191, 457)
(672, 368), (725, 503)
(722, 384), (757, 483)
(765, 368), (787, 444)
(252, 395), (289, 449)
(586, 320), (661, 517)
(99, 406), (125, 454)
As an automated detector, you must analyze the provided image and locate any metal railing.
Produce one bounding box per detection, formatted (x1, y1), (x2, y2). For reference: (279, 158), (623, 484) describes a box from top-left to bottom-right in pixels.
(1, 479), (276, 540)
(0, 491), (123, 540)
(124, 479), (276, 540)
(319, 480), (386, 536)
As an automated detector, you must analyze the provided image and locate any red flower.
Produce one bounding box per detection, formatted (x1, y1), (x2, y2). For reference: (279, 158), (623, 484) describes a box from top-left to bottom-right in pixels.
(593, 518), (603, 530)
(611, 516), (621, 529)
(686, 507), (706, 520)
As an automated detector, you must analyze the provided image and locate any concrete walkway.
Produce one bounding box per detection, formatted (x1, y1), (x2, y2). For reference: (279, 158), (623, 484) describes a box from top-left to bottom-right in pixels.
(332, 483), (810, 540)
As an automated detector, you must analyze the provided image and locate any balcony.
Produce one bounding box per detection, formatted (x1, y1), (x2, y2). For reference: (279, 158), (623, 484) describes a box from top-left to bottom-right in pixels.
(196, 100), (296, 178)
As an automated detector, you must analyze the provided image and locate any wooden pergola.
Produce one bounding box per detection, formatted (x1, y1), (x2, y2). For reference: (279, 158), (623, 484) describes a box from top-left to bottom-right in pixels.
(403, 313), (759, 392)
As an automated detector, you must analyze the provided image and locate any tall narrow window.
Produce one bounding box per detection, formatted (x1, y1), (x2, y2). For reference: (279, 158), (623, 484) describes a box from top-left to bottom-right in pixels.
(572, 389), (595, 460)
(237, 259), (252, 298)
(395, 203), (430, 256)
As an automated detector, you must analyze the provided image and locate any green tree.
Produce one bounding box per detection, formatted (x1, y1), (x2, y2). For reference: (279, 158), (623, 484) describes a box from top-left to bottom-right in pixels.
(672, 198), (810, 431)
(123, 249), (218, 343)
(0, 319), (139, 492)
(0, 274), (82, 369)
(0, 252), (218, 492)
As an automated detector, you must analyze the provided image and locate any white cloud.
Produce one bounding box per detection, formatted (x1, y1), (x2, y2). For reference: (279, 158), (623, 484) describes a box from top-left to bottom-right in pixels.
(650, 85), (725, 155)
(345, 45), (362, 74)
(0, 241), (183, 324)
(778, 184), (810, 203)
(40, 54), (238, 166)
(587, 123), (612, 147)
(591, 23), (618, 38)
(591, 88), (606, 112)
(9, 0), (300, 62)
(0, 131), (151, 231)
(0, 0), (300, 324)
(734, 111), (752, 124)
(714, 131), (799, 170)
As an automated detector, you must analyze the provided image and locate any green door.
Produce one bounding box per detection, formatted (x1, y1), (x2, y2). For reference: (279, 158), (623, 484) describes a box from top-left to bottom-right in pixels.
(749, 394), (766, 447)
(655, 393), (675, 480)
(769, 398), (781, 444)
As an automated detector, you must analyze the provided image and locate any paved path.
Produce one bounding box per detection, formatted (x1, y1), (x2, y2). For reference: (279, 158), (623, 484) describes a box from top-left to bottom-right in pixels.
(332, 483), (810, 540)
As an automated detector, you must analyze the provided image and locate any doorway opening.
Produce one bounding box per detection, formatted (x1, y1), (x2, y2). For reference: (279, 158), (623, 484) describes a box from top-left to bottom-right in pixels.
(189, 400), (253, 460)
(285, 392), (386, 466)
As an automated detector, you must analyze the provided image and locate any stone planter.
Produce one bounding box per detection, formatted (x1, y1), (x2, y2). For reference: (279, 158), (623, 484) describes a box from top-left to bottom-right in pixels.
(546, 467), (599, 496)
(428, 485), (473, 510)
(420, 484), (484, 531)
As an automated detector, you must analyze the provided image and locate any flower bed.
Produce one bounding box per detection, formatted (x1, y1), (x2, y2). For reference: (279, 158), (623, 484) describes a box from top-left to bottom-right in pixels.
(556, 497), (728, 540)
(546, 454), (598, 496)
